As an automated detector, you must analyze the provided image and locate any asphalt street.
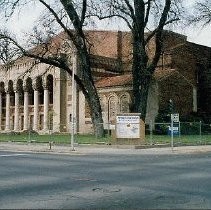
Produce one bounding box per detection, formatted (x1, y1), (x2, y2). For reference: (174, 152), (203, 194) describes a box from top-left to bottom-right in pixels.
(0, 149), (211, 209)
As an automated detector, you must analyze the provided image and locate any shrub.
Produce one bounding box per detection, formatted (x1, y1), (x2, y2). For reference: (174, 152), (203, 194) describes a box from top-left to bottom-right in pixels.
(180, 122), (200, 135)
(154, 124), (169, 135)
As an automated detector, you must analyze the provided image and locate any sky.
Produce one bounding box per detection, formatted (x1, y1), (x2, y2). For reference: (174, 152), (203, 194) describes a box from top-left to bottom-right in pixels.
(185, 27), (211, 47)
(181, 0), (211, 47)
(2, 0), (211, 48)
(92, 18), (211, 47)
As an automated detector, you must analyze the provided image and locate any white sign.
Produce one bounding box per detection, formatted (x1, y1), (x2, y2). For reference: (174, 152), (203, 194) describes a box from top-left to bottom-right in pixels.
(116, 115), (140, 124)
(168, 126), (179, 131)
(171, 113), (179, 122)
(116, 115), (140, 138)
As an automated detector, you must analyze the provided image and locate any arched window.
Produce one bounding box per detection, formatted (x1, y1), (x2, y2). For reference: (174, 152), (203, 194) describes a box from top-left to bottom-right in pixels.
(119, 93), (130, 113)
(108, 94), (118, 122)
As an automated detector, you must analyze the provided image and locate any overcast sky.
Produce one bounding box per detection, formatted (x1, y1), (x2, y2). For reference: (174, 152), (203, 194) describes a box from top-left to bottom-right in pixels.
(2, 1), (211, 47)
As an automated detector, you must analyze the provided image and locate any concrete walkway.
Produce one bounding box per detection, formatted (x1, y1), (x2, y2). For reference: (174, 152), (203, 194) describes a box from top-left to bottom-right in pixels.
(1, 141), (211, 155)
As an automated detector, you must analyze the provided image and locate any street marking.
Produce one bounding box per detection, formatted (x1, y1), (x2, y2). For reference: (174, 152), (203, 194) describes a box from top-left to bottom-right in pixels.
(0, 153), (30, 157)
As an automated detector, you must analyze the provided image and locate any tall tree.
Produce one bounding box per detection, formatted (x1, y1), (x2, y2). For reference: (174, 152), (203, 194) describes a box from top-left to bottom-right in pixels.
(189, 0), (211, 26)
(0, 0), (104, 137)
(92, 0), (182, 121)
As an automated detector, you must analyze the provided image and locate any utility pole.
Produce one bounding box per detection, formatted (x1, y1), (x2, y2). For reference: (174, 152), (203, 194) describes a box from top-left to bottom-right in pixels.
(71, 51), (77, 151)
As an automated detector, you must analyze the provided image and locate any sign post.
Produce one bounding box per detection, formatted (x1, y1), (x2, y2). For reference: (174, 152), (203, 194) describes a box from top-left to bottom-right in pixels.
(170, 113), (179, 150)
(71, 53), (76, 151)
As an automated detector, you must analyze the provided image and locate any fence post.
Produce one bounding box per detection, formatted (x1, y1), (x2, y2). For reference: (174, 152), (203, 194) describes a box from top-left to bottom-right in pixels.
(179, 121), (181, 139)
(108, 122), (110, 138)
(171, 115), (174, 150)
(150, 120), (153, 145)
(28, 126), (31, 143)
(199, 121), (202, 142)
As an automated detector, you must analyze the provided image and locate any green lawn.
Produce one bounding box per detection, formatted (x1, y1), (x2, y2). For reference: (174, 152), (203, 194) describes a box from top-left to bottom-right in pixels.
(145, 134), (211, 145)
(0, 133), (111, 145)
(0, 132), (211, 146)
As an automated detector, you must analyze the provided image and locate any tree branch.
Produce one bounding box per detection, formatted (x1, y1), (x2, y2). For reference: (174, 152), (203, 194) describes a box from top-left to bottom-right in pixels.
(81, 0), (87, 24)
(144, 0), (151, 27)
(38, 0), (76, 43)
(124, 0), (136, 21)
(148, 0), (171, 72)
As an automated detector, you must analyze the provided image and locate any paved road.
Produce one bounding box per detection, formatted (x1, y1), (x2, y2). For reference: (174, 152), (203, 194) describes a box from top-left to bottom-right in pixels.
(0, 150), (211, 209)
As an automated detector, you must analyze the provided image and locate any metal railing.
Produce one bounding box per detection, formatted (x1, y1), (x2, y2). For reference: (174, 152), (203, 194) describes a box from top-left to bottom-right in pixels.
(0, 121), (210, 147)
(146, 121), (211, 146)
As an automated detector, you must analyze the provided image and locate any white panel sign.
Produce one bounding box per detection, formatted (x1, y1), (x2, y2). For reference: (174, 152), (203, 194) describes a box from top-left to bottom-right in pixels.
(171, 113), (179, 122)
(116, 116), (140, 124)
(116, 115), (140, 138)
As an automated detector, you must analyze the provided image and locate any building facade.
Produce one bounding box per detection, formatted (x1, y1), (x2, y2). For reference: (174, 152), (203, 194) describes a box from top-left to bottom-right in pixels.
(0, 59), (72, 133)
(0, 30), (210, 134)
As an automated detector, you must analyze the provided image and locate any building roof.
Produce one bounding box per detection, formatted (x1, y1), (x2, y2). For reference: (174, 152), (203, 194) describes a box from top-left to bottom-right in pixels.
(153, 69), (177, 81)
(95, 67), (196, 89)
(95, 69), (179, 88)
(95, 74), (132, 88)
(154, 68), (194, 86)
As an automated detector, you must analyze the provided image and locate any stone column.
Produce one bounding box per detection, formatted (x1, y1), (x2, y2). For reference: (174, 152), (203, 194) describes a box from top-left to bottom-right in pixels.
(33, 88), (39, 131)
(43, 87), (49, 131)
(23, 89), (29, 130)
(0, 93), (2, 131)
(5, 91), (10, 131)
(14, 91), (20, 131)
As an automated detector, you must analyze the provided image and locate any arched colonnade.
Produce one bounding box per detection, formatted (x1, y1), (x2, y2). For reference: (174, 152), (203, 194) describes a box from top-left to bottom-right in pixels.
(0, 74), (54, 132)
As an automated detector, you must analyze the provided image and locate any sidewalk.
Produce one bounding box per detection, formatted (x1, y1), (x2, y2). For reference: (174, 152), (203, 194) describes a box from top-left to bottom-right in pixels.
(1, 141), (211, 155)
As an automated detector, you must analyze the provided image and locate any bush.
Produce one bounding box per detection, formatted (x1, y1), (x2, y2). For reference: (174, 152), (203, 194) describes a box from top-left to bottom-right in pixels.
(155, 108), (170, 123)
(180, 122), (200, 135)
(21, 130), (39, 135)
(5, 131), (21, 135)
(180, 112), (203, 122)
(201, 123), (211, 134)
(154, 124), (169, 135)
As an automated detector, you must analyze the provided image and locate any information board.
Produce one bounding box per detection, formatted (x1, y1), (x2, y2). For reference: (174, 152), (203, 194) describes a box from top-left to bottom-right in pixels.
(116, 115), (140, 138)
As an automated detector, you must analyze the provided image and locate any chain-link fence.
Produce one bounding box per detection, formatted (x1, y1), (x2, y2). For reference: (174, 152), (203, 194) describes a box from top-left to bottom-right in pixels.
(146, 121), (211, 146)
(0, 121), (211, 146)
(0, 123), (112, 145)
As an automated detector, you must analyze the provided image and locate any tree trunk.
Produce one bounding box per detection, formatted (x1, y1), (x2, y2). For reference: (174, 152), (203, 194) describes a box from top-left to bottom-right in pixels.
(131, 32), (151, 121)
(88, 94), (104, 138)
(78, 51), (105, 138)
(132, 71), (151, 121)
(58, 0), (105, 137)
(83, 83), (104, 138)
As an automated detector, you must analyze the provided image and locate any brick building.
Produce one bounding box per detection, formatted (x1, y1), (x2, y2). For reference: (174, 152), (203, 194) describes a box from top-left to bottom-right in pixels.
(0, 30), (210, 134)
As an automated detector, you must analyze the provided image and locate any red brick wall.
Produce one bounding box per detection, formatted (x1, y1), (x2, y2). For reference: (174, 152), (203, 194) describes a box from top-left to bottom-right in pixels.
(85, 30), (132, 72)
(86, 30), (211, 116)
(170, 44), (198, 85)
(158, 73), (193, 115)
(86, 30), (119, 58)
(86, 30), (190, 73)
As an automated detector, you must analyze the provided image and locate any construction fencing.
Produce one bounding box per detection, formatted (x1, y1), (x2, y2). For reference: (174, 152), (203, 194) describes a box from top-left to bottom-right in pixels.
(0, 121), (210, 146)
(145, 121), (211, 146)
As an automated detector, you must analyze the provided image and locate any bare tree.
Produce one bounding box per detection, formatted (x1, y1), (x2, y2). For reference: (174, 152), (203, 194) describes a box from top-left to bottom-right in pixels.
(189, 0), (211, 26)
(0, 36), (21, 64)
(92, 0), (182, 121)
(0, 0), (104, 137)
